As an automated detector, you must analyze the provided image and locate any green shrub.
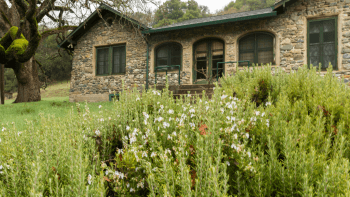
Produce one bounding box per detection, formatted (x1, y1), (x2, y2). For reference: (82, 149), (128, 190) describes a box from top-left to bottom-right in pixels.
(1, 66), (350, 196)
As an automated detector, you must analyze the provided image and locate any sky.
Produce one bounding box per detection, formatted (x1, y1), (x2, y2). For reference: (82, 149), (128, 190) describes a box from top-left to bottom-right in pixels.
(151, 0), (235, 13)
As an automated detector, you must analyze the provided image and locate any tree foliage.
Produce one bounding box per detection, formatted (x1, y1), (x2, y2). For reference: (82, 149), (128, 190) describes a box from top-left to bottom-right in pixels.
(154, 0), (210, 28)
(0, 0), (156, 103)
(219, 0), (275, 15)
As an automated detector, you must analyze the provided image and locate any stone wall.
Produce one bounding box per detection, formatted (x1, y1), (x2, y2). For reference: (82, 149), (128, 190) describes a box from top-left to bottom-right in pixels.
(146, 0), (350, 84)
(70, 0), (350, 102)
(70, 16), (148, 102)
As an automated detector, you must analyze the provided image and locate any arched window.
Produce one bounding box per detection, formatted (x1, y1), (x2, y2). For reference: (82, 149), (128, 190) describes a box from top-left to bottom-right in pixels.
(193, 38), (224, 83)
(155, 42), (182, 71)
(239, 32), (275, 66)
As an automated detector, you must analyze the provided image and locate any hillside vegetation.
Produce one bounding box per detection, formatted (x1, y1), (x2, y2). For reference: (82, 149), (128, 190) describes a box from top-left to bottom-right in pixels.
(1, 65), (350, 196)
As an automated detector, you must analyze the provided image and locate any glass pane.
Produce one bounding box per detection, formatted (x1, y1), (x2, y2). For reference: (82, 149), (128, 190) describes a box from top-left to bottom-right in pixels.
(310, 22), (320, 33)
(310, 56), (320, 67)
(113, 48), (121, 73)
(310, 45), (320, 57)
(171, 57), (181, 70)
(258, 50), (273, 65)
(196, 42), (207, 52)
(240, 35), (254, 50)
(310, 22), (321, 44)
(324, 31), (335, 43)
(97, 48), (108, 75)
(196, 52), (207, 59)
(257, 34), (273, 49)
(212, 41), (223, 51)
(121, 47), (126, 73)
(171, 44), (182, 57)
(196, 61), (206, 80)
(157, 58), (168, 66)
(323, 43), (335, 56)
(157, 46), (168, 58)
(324, 55), (335, 69)
(323, 20), (335, 32)
(212, 58), (224, 78)
(239, 52), (254, 66)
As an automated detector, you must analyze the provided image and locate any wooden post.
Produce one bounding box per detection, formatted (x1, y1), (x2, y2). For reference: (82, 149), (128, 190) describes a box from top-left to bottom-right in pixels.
(0, 64), (4, 104)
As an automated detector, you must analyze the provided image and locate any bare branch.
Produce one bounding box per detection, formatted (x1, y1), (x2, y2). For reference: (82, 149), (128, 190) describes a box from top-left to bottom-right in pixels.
(40, 25), (77, 40)
(36, 0), (56, 22)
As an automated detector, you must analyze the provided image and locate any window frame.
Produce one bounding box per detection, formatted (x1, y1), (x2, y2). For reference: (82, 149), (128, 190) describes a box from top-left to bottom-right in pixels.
(307, 17), (338, 70)
(154, 42), (183, 72)
(95, 44), (126, 76)
(238, 32), (275, 66)
(192, 38), (225, 84)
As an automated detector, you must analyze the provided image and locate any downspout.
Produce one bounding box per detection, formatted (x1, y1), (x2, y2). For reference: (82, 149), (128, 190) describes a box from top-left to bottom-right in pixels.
(146, 42), (149, 90)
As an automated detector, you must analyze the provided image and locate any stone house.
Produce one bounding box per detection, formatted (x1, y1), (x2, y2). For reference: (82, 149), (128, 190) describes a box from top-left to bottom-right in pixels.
(59, 0), (350, 102)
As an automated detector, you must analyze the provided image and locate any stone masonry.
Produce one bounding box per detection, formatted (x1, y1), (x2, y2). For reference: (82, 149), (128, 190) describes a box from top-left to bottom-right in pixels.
(70, 0), (350, 102)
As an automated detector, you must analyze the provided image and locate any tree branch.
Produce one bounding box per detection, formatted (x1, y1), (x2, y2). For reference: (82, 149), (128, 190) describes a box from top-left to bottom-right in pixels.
(36, 0), (56, 22)
(40, 25), (77, 41)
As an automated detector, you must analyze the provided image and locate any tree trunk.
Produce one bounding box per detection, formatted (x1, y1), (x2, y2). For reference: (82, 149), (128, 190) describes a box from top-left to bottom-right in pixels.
(13, 57), (41, 103)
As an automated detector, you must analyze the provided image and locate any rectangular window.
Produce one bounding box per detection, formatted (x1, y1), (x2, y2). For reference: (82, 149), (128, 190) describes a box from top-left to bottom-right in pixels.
(308, 17), (337, 70)
(96, 44), (126, 76)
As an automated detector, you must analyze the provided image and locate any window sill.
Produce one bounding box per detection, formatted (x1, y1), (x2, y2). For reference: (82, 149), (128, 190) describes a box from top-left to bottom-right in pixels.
(95, 73), (126, 77)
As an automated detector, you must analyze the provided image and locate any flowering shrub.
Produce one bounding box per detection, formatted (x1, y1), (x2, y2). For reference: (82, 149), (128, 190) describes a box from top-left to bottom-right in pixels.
(1, 65), (350, 196)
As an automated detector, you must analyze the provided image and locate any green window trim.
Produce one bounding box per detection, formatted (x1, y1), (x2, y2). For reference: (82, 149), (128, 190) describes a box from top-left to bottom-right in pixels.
(155, 42), (182, 72)
(96, 44), (126, 76)
(109, 93), (119, 101)
(192, 38), (225, 84)
(307, 17), (338, 71)
(238, 32), (275, 66)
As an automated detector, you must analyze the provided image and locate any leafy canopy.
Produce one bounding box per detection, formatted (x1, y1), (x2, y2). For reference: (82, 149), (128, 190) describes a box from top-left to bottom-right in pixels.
(154, 0), (209, 28)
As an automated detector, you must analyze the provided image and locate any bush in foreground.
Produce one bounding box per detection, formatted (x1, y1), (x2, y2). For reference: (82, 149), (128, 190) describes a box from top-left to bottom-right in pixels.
(1, 65), (350, 196)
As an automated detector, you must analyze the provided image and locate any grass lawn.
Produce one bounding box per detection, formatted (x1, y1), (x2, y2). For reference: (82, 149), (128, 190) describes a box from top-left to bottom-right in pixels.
(0, 81), (114, 130)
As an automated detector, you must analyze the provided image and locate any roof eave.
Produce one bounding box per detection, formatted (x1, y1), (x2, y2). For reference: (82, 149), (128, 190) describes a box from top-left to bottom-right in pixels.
(59, 4), (148, 49)
(141, 11), (277, 34)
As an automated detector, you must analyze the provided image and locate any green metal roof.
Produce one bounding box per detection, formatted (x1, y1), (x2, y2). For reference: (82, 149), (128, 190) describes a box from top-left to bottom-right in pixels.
(141, 8), (277, 34)
(58, 4), (148, 49)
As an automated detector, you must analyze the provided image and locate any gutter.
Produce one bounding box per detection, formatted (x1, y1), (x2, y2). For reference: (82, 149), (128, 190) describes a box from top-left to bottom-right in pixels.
(142, 11), (277, 34)
(146, 42), (149, 90)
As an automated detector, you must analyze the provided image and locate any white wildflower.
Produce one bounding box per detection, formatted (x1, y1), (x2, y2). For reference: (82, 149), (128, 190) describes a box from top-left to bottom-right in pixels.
(136, 97), (140, 101)
(226, 161), (230, 166)
(143, 112), (149, 119)
(255, 111), (260, 116)
(265, 102), (272, 106)
(95, 129), (100, 136)
(247, 151), (251, 157)
(87, 174), (92, 185)
(151, 152), (157, 157)
(167, 134), (172, 140)
(130, 188), (135, 192)
(1, 127), (5, 132)
(189, 122), (195, 128)
(99, 105), (102, 109)
(127, 183), (130, 188)
(172, 131), (176, 136)
(189, 108), (195, 113)
(163, 122), (170, 128)
(126, 126), (130, 131)
(117, 148), (124, 154)
(168, 109), (174, 114)
(142, 152), (148, 158)
(221, 95), (228, 100)
(245, 133), (249, 139)
(231, 143), (237, 150)
(130, 136), (137, 144)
